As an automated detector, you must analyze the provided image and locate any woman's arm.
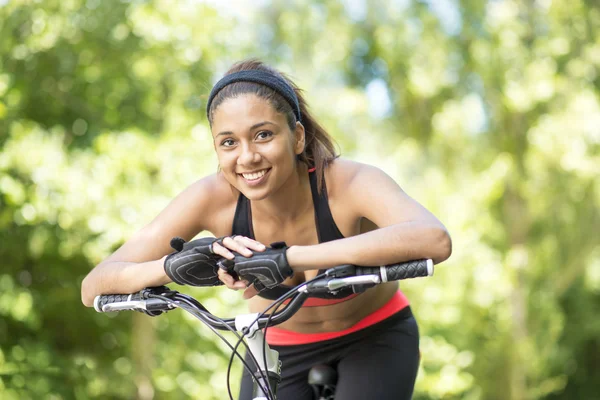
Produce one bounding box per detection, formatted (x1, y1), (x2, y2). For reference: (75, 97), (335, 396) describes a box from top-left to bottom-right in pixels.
(81, 257), (171, 307)
(81, 175), (229, 307)
(286, 161), (452, 271)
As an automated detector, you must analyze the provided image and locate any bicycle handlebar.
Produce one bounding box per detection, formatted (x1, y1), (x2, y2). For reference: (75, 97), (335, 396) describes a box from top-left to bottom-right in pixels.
(94, 258), (433, 330)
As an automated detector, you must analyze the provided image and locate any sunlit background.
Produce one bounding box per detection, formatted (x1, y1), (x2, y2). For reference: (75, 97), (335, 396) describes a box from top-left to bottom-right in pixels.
(1, 0), (599, 399)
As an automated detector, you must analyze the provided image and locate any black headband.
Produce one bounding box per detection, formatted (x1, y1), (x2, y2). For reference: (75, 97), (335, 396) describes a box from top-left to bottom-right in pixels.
(206, 70), (302, 123)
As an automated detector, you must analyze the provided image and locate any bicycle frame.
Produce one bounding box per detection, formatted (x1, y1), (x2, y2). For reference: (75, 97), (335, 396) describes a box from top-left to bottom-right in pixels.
(235, 313), (282, 399)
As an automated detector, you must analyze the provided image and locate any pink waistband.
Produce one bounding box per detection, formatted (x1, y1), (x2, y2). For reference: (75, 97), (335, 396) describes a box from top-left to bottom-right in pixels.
(281, 293), (359, 307)
(265, 290), (410, 346)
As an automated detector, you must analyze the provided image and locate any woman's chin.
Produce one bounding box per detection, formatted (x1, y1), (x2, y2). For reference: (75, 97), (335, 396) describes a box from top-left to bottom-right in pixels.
(239, 187), (272, 201)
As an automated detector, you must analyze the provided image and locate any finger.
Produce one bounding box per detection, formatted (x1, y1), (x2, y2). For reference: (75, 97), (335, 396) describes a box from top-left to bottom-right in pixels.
(242, 284), (259, 299)
(217, 269), (236, 287)
(222, 236), (253, 257)
(211, 242), (235, 260)
(232, 279), (248, 290)
(233, 236), (266, 252)
(217, 269), (234, 287)
(218, 269), (248, 290)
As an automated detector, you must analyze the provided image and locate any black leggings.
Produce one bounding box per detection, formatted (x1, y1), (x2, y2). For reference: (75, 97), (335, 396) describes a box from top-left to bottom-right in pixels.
(238, 307), (420, 400)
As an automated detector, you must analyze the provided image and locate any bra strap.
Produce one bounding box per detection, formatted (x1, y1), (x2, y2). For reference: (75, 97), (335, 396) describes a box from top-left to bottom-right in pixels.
(231, 193), (254, 238)
(309, 170), (344, 243)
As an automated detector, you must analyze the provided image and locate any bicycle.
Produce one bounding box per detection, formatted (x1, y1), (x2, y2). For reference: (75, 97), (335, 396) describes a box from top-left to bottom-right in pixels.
(94, 259), (434, 399)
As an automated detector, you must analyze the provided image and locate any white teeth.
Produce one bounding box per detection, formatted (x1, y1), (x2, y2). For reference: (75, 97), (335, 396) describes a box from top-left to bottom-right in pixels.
(242, 169), (267, 180)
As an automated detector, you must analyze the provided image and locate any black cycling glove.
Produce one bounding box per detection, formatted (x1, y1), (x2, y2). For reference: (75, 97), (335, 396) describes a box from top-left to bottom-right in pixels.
(231, 242), (293, 291)
(164, 236), (225, 286)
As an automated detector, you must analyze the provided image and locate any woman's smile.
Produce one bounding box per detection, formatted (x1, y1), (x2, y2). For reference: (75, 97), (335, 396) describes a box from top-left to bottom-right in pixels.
(238, 167), (272, 186)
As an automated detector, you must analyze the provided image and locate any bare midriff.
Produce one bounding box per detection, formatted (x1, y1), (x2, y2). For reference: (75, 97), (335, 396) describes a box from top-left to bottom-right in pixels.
(247, 277), (399, 334)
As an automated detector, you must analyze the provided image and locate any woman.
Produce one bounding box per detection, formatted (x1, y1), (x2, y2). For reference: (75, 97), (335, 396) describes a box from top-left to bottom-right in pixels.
(81, 59), (451, 399)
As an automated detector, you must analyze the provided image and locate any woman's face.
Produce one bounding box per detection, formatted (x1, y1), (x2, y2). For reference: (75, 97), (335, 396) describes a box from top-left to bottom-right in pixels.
(211, 94), (305, 200)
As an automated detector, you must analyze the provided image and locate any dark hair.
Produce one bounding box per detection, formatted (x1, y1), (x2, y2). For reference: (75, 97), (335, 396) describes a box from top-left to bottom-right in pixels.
(207, 59), (339, 193)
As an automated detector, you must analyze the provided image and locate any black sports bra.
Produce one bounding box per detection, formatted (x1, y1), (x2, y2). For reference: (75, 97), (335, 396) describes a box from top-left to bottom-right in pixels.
(231, 169), (355, 300)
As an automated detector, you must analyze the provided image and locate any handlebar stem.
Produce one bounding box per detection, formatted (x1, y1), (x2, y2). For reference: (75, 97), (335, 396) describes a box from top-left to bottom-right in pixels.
(245, 330), (281, 375)
(235, 313), (262, 338)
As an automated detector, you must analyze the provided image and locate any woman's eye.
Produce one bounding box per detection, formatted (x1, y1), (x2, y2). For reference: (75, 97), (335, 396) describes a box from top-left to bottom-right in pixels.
(256, 131), (273, 140)
(221, 138), (235, 147)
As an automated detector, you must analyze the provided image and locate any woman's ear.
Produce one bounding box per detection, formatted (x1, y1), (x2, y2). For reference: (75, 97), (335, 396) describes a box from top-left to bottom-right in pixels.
(294, 121), (305, 155)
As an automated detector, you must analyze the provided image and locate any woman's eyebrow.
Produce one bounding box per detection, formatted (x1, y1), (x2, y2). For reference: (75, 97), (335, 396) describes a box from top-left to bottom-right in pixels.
(216, 121), (276, 137)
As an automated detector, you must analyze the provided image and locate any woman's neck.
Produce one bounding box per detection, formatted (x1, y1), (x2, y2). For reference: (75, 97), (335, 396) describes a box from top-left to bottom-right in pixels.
(251, 163), (312, 224)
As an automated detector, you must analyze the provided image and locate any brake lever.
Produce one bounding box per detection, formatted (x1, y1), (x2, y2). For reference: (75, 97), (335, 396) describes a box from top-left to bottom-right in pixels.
(140, 286), (176, 299)
(325, 265), (356, 278)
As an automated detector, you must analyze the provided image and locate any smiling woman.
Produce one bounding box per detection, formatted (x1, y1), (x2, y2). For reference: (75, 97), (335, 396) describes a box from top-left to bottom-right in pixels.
(210, 95), (304, 200)
(206, 61), (337, 196)
(212, 95), (304, 200)
(81, 59), (451, 400)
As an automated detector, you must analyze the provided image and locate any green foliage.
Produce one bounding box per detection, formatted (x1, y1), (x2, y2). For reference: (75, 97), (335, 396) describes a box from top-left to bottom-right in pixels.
(1, 0), (598, 399)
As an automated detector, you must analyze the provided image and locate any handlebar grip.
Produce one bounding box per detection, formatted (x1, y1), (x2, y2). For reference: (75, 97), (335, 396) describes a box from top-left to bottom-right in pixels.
(93, 286), (173, 316)
(94, 293), (142, 313)
(381, 259), (433, 282)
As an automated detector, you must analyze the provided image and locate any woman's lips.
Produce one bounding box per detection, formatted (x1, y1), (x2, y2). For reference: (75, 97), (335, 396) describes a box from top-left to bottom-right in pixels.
(238, 168), (271, 186)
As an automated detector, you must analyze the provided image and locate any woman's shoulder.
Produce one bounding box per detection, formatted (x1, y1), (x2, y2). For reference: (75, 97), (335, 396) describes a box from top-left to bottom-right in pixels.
(322, 158), (378, 228)
(190, 172), (238, 196)
(324, 157), (382, 190)
(324, 157), (400, 210)
(178, 172), (239, 234)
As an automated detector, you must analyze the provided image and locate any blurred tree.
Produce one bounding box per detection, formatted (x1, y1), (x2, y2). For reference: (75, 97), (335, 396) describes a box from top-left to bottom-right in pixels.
(0, 0), (248, 399)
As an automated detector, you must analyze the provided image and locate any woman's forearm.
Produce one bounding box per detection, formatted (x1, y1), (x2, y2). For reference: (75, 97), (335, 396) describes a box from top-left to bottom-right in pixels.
(81, 256), (171, 307)
(287, 222), (451, 272)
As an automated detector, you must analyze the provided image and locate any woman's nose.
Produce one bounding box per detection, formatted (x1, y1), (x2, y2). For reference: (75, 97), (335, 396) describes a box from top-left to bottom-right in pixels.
(237, 144), (261, 166)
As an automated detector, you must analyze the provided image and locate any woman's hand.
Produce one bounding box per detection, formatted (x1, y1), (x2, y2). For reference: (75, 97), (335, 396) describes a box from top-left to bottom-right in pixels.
(163, 236), (225, 287)
(213, 235), (266, 296)
(232, 242), (292, 291)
